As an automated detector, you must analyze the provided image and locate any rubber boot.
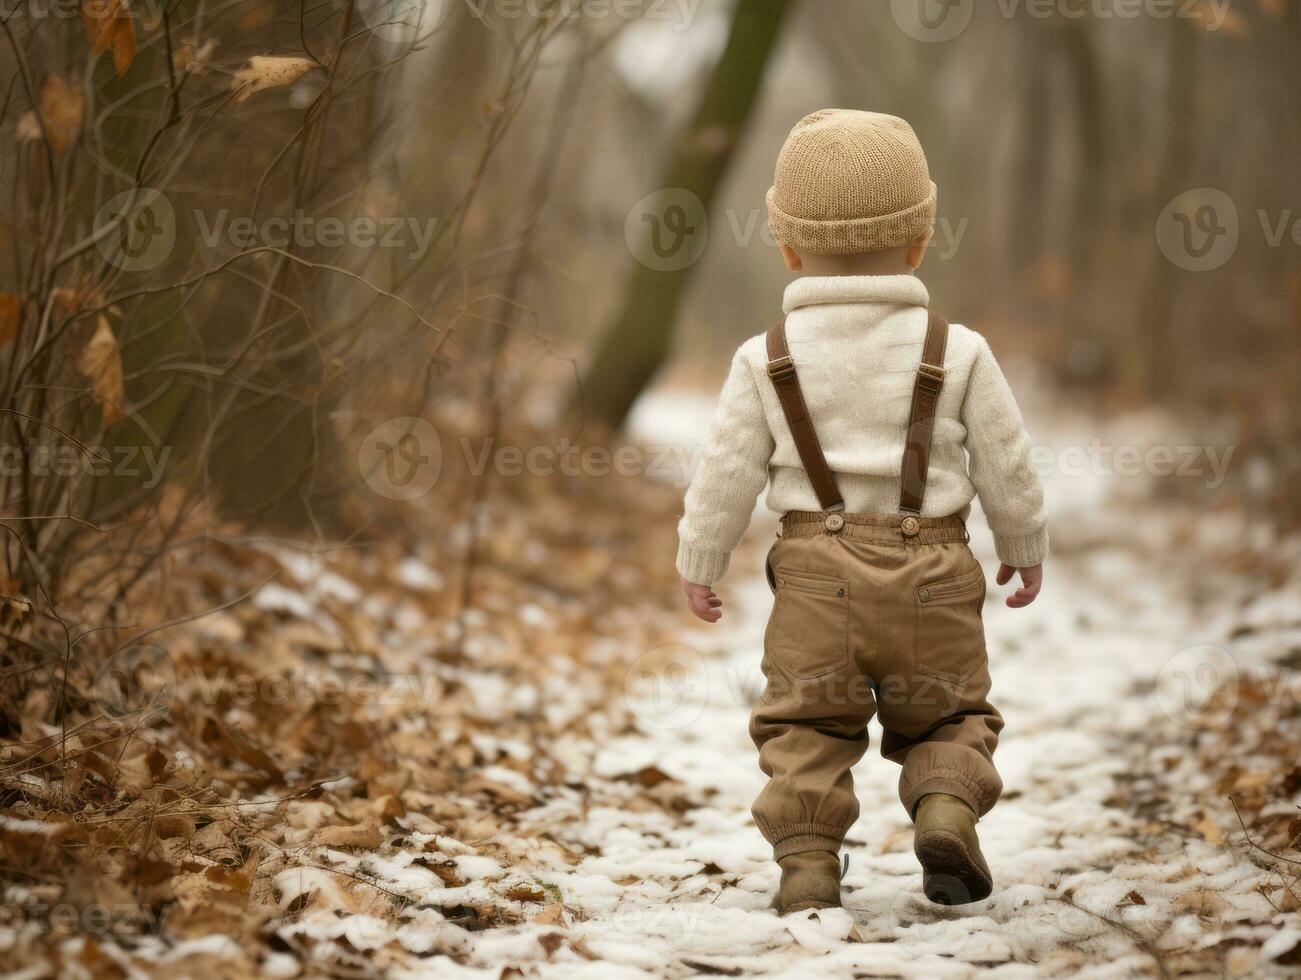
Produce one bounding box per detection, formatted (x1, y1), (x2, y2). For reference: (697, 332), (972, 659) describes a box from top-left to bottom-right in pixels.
(775, 851), (841, 915)
(913, 793), (993, 905)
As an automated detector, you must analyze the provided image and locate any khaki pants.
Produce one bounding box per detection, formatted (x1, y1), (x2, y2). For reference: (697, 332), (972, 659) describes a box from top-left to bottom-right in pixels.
(751, 513), (1003, 860)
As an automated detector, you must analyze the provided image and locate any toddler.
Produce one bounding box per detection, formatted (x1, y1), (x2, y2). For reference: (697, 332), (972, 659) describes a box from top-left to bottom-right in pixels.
(677, 109), (1047, 913)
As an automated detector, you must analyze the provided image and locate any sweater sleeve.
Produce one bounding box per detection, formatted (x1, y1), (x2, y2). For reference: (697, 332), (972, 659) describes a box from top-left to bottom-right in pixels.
(960, 337), (1049, 567)
(675, 349), (775, 585)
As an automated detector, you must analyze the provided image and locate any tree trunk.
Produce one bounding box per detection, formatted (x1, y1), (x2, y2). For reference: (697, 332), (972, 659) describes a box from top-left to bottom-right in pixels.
(1142, 20), (1198, 388)
(575, 0), (793, 432)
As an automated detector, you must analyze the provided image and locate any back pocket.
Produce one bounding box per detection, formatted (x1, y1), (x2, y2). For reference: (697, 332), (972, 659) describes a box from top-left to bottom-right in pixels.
(765, 569), (849, 679)
(914, 565), (986, 690)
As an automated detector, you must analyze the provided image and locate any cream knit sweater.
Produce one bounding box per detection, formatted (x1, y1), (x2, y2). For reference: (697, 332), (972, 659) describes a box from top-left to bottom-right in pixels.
(676, 275), (1048, 585)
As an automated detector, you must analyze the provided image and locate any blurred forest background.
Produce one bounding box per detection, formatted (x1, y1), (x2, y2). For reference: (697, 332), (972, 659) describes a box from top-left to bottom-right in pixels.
(1, 0), (1299, 974)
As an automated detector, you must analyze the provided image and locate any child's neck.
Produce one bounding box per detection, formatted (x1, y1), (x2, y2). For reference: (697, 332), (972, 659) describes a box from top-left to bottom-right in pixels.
(799, 247), (916, 277)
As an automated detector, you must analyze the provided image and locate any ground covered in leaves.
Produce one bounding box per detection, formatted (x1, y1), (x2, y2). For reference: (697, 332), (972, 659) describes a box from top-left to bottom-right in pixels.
(1, 396), (1299, 978)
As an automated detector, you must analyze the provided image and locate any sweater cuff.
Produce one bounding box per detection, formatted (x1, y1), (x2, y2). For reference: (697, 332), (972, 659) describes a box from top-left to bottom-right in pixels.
(992, 528), (1049, 567)
(676, 540), (730, 586)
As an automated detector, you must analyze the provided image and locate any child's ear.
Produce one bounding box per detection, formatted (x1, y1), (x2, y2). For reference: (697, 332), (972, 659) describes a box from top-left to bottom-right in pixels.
(779, 244), (803, 272)
(906, 229), (934, 270)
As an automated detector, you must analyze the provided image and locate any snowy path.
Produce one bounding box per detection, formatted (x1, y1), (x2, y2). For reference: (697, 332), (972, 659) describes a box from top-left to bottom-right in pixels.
(274, 388), (1297, 979)
(451, 388), (1289, 979)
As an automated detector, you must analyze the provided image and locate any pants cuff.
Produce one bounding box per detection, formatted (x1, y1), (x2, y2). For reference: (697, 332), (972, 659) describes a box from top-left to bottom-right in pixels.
(902, 775), (983, 820)
(765, 822), (845, 860)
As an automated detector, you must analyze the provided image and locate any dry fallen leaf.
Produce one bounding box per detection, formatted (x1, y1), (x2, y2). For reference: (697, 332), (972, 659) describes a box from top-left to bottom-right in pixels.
(1194, 812), (1227, 846)
(77, 314), (125, 425)
(1178, 887), (1229, 918)
(15, 75), (84, 154)
(314, 822), (384, 850)
(231, 56), (317, 104)
(82, 0), (137, 78)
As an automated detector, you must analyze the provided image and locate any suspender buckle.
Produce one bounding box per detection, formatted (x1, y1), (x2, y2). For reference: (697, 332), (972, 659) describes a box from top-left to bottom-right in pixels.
(917, 362), (945, 392)
(767, 355), (796, 384)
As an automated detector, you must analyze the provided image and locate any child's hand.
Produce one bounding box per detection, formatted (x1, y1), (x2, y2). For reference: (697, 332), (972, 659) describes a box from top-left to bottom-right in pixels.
(680, 576), (722, 623)
(996, 563), (1042, 608)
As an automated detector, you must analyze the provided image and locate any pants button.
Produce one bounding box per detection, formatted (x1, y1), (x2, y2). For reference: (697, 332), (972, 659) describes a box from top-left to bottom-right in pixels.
(901, 516), (920, 536)
(824, 513), (845, 532)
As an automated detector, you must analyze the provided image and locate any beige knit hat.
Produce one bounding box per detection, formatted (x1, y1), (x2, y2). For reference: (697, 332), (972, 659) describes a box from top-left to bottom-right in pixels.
(766, 109), (937, 256)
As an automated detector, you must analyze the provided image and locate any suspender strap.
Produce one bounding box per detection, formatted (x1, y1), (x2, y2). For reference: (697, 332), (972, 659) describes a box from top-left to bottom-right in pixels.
(766, 320), (845, 512)
(899, 311), (949, 515)
(765, 310), (949, 517)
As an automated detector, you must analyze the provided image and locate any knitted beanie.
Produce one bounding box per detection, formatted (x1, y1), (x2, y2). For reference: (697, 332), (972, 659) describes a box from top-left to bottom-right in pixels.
(766, 109), (937, 256)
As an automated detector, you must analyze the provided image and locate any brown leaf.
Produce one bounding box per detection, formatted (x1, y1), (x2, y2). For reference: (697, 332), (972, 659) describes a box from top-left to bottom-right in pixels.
(42, 74), (84, 151)
(111, 17), (136, 77)
(83, 1), (136, 77)
(16, 76), (85, 153)
(504, 882), (546, 903)
(532, 902), (565, 926)
(538, 932), (565, 956)
(1194, 812), (1227, 846)
(77, 315), (125, 425)
(231, 56), (317, 104)
(314, 822), (384, 850)
(1178, 887), (1228, 918)
(620, 765), (673, 788)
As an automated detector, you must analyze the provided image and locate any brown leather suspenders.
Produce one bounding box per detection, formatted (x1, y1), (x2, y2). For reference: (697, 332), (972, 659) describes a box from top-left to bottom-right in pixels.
(898, 312), (949, 514)
(765, 310), (949, 516)
(765, 325), (846, 513)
